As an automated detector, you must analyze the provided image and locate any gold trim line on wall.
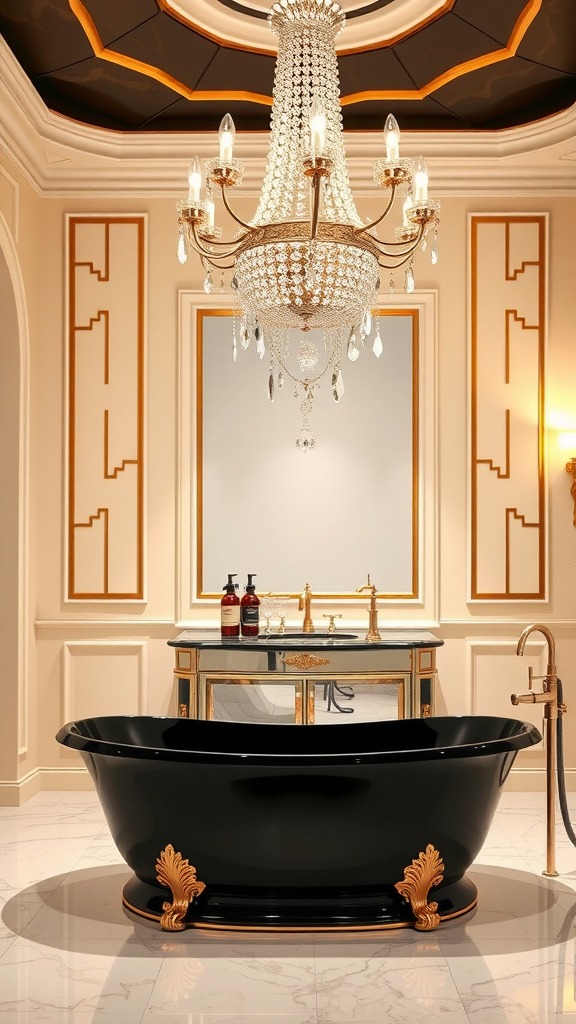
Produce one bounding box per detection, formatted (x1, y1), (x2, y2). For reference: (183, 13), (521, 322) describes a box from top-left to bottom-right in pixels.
(470, 214), (546, 601)
(67, 215), (145, 600)
(68, 0), (541, 109)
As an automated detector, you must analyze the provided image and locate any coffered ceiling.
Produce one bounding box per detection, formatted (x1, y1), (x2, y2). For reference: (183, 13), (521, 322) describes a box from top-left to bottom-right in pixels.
(0, 0), (575, 134)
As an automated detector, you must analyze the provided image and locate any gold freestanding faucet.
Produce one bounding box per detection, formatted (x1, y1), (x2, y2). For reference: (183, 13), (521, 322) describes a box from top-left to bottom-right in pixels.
(356, 575), (381, 642)
(299, 583), (315, 634)
(513, 623), (567, 878)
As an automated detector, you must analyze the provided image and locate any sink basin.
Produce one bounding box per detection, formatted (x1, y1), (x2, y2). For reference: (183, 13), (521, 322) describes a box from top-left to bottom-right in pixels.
(258, 633), (358, 641)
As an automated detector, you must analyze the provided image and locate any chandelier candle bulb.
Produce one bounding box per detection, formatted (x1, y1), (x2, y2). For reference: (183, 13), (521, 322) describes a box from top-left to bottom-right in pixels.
(310, 96), (327, 158)
(218, 113), (236, 163)
(187, 157), (202, 203)
(384, 114), (400, 163)
(206, 199), (215, 227)
(414, 157), (428, 202)
(403, 191), (413, 227)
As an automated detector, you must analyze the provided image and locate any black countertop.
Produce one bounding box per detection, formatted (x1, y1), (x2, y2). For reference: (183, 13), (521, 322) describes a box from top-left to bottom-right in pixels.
(169, 629), (443, 652)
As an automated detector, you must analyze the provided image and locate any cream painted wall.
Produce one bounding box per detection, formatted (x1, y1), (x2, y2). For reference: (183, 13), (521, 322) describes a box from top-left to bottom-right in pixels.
(0, 144), (575, 801)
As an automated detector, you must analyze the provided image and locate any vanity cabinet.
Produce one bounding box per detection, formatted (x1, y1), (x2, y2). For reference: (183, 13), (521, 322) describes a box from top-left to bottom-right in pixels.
(169, 631), (442, 723)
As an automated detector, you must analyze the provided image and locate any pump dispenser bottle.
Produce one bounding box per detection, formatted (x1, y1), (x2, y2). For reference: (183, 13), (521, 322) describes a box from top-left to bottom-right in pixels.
(241, 574), (260, 637)
(221, 574), (240, 637)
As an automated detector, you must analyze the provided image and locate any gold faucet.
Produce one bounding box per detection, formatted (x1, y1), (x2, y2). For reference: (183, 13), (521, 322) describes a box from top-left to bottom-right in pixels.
(356, 575), (381, 642)
(299, 583), (315, 633)
(513, 624), (567, 878)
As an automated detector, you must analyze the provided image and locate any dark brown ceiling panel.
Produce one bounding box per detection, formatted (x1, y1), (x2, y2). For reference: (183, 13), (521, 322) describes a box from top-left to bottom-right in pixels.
(0, 0), (93, 77)
(142, 97), (272, 132)
(80, 0), (158, 48)
(341, 96), (473, 131)
(452, 0), (530, 47)
(0, 0), (574, 132)
(393, 13), (507, 90)
(339, 47), (416, 95)
(517, 1), (576, 74)
(433, 57), (575, 128)
(106, 13), (219, 92)
(36, 56), (179, 130)
(193, 46), (275, 95)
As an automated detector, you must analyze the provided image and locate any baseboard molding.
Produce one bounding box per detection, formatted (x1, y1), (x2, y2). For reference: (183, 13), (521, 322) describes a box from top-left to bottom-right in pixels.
(1, 764), (574, 806)
(506, 767), (576, 792)
(0, 766), (92, 805)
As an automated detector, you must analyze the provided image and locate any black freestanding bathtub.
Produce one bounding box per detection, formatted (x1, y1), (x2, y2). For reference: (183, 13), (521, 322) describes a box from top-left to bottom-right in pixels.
(56, 715), (541, 931)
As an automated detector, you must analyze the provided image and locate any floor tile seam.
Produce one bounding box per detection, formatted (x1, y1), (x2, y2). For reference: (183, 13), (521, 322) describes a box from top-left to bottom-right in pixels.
(0, 935), (17, 964)
(139, 956), (172, 1021)
(443, 951), (480, 1024)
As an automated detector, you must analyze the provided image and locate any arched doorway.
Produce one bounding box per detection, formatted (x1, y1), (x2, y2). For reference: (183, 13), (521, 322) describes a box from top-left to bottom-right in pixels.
(0, 211), (30, 795)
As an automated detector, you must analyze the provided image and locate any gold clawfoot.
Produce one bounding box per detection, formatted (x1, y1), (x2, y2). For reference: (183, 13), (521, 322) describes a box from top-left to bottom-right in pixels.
(395, 844), (444, 930)
(156, 844), (206, 931)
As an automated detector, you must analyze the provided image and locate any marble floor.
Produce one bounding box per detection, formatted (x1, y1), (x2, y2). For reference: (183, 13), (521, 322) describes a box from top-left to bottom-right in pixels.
(1, 790), (576, 1023)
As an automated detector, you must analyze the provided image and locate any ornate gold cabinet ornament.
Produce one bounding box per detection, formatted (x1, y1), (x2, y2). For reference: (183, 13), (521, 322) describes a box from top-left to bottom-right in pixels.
(283, 653), (330, 670)
(156, 844), (206, 931)
(395, 844), (444, 930)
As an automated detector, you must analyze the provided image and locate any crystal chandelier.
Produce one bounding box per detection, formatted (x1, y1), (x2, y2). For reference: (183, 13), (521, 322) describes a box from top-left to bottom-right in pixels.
(177, 0), (439, 450)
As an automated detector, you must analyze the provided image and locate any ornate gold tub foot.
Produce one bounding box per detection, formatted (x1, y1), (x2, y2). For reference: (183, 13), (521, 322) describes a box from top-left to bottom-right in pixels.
(395, 844), (444, 931)
(156, 844), (206, 931)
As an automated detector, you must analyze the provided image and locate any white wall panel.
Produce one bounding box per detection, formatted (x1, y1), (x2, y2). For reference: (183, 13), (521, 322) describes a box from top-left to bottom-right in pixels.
(61, 641), (147, 724)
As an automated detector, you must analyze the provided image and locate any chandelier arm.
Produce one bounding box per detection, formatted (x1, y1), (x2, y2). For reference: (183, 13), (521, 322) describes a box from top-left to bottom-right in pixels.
(194, 231), (251, 247)
(354, 184), (397, 236)
(310, 173), (322, 240)
(369, 223), (425, 254)
(189, 221), (243, 262)
(220, 184), (256, 232)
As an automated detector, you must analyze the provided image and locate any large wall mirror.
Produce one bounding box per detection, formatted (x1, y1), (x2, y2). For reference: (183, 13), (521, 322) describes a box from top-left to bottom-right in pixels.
(178, 292), (437, 617)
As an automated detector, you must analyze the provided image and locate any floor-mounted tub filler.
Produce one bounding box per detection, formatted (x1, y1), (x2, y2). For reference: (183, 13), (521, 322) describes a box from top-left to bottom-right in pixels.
(56, 714), (540, 932)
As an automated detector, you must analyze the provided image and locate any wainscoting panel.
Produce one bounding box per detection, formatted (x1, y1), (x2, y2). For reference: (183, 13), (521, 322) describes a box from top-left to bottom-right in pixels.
(470, 215), (546, 600)
(66, 215), (145, 600)
(61, 641), (147, 725)
(467, 639), (546, 757)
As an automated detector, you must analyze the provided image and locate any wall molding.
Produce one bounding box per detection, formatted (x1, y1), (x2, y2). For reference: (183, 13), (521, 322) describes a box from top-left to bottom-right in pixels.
(2, 38), (576, 196)
(0, 162), (19, 241)
(177, 290), (438, 623)
(61, 640), (148, 724)
(0, 209), (30, 758)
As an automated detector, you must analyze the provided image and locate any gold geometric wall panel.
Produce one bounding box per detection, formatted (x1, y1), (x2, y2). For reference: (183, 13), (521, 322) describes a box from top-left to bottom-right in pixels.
(67, 216), (145, 599)
(470, 215), (546, 600)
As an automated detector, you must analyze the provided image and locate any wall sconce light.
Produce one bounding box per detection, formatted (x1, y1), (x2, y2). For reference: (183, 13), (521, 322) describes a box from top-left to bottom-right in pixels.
(558, 432), (576, 526)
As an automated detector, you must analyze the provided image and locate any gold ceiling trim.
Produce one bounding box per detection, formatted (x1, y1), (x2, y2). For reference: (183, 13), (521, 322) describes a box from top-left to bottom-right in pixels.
(69, 0), (541, 109)
(68, 0), (273, 106)
(340, 0), (543, 105)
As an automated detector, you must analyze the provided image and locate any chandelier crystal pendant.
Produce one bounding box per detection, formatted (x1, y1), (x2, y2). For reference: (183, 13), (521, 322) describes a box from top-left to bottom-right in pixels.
(177, 0), (440, 450)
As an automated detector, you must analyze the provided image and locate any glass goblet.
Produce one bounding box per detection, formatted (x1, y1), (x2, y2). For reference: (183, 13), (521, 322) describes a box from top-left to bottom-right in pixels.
(259, 596), (275, 636)
(274, 598), (291, 634)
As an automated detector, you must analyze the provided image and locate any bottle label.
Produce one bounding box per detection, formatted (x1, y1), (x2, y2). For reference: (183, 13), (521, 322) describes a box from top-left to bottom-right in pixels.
(241, 605), (259, 625)
(221, 606), (240, 626)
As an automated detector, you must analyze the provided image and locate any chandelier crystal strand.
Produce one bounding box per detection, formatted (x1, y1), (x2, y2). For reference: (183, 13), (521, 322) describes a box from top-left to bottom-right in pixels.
(176, 0), (440, 449)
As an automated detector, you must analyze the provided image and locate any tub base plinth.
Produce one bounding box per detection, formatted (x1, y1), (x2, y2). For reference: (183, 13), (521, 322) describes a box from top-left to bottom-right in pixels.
(122, 874), (477, 932)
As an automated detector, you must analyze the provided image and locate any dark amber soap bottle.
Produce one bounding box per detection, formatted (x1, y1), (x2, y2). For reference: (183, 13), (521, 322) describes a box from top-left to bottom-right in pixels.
(241, 574), (260, 637)
(221, 574), (240, 637)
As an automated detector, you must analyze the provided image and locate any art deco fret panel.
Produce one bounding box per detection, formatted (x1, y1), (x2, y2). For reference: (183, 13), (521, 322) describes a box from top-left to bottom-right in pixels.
(470, 215), (546, 600)
(67, 216), (145, 600)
